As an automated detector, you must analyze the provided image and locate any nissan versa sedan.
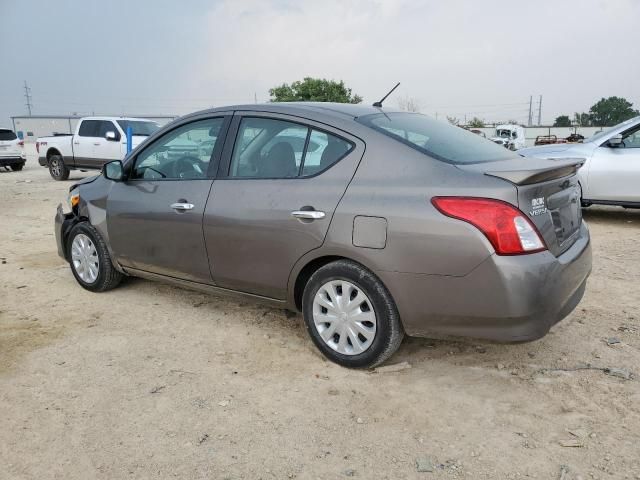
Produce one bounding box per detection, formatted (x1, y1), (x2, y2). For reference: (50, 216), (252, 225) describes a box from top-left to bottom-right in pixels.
(54, 103), (592, 368)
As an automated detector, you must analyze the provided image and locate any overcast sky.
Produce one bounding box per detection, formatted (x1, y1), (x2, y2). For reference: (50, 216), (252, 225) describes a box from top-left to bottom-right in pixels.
(1, 0), (638, 126)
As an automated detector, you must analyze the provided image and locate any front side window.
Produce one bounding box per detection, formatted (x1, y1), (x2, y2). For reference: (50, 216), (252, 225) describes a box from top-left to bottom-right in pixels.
(98, 121), (119, 139)
(131, 118), (224, 180)
(229, 117), (353, 178)
(622, 125), (640, 148)
(358, 113), (516, 164)
(78, 120), (100, 137)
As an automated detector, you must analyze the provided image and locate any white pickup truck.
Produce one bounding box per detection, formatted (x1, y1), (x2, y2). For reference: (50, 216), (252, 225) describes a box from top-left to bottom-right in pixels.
(37, 116), (160, 180)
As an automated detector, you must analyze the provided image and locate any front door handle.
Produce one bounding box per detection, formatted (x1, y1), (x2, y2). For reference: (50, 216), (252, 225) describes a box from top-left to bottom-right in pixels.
(170, 202), (194, 211)
(291, 210), (325, 220)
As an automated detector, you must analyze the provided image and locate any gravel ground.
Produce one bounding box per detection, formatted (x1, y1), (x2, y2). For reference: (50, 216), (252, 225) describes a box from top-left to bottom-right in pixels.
(1, 162), (639, 480)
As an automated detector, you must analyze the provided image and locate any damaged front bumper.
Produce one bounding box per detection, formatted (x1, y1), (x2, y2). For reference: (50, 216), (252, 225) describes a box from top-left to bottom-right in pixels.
(55, 204), (76, 260)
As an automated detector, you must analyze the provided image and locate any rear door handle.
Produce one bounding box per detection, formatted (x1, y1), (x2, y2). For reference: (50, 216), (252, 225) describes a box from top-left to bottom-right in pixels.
(291, 210), (325, 220)
(170, 202), (194, 211)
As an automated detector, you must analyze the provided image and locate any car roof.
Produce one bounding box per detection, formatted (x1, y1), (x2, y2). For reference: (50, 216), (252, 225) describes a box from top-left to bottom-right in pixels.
(80, 116), (157, 122)
(187, 102), (404, 122)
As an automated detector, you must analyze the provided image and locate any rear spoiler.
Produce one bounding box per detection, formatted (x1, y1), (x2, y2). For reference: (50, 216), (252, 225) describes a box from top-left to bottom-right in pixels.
(482, 157), (585, 186)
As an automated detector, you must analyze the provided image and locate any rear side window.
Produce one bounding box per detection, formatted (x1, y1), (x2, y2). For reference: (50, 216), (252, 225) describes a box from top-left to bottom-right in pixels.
(78, 120), (100, 137)
(357, 113), (515, 164)
(229, 117), (353, 178)
(0, 129), (17, 141)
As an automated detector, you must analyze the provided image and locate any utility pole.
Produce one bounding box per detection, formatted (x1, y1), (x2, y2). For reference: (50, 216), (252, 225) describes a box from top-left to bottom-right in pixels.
(537, 95), (542, 125)
(527, 95), (533, 126)
(24, 80), (33, 116)
(254, 92), (257, 104)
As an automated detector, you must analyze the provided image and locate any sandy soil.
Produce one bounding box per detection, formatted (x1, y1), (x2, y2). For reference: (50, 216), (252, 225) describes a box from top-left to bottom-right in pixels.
(1, 162), (639, 480)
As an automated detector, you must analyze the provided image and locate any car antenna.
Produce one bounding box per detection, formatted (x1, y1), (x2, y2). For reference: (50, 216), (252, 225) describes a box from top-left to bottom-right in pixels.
(372, 82), (400, 108)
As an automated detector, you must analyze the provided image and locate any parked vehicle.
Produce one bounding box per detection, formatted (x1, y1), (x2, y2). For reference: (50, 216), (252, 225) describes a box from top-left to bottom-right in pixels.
(520, 116), (640, 208)
(534, 133), (585, 146)
(54, 103), (591, 368)
(469, 129), (486, 138)
(0, 128), (26, 171)
(490, 124), (525, 150)
(37, 117), (160, 180)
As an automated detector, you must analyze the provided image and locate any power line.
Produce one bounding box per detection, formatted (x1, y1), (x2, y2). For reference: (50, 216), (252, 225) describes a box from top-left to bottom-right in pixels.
(24, 81), (33, 116)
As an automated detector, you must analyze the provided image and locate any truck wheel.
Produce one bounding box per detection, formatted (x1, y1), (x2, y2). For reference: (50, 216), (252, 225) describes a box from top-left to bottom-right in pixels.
(49, 155), (70, 181)
(67, 222), (122, 292)
(302, 260), (404, 369)
(10, 164), (24, 171)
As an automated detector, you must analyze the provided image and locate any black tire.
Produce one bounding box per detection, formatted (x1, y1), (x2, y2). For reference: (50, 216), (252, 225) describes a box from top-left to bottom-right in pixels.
(67, 222), (122, 292)
(302, 259), (404, 368)
(10, 163), (24, 171)
(48, 154), (70, 181)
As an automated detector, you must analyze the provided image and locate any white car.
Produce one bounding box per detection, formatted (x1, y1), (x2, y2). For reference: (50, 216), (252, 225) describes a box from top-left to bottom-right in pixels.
(519, 116), (640, 208)
(490, 124), (526, 151)
(0, 128), (26, 171)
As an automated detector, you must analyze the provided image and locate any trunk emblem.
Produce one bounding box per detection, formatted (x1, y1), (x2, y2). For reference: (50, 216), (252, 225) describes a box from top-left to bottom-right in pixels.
(530, 197), (548, 216)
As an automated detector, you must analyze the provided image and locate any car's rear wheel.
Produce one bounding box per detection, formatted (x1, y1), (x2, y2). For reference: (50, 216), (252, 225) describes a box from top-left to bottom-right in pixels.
(302, 260), (404, 368)
(49, 155), (69, 181)
(10, 164), (24, 171)
(67, 222), (122, 292)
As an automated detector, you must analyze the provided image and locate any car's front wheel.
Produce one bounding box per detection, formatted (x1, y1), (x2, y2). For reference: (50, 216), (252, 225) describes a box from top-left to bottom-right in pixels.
(10, 163), (24, 171)
(302, 260), (404, 368)
(67, 222), (122, 292)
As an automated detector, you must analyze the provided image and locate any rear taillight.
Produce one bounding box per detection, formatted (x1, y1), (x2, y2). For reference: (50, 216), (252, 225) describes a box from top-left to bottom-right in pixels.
(18, 140), (24, 147)
(431, 197), (546, 255)
(36, 141), (39, 153)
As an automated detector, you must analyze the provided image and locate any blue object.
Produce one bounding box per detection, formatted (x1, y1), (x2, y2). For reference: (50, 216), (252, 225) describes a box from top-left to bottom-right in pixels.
(126, 126), (133, 154)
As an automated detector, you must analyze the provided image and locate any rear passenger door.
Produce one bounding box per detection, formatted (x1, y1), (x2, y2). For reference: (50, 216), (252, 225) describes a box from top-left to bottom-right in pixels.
(203, 112), (364, 299)
(74, 120), (100, 167)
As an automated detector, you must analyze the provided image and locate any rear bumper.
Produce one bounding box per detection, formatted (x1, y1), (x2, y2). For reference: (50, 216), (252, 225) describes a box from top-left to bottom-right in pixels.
(55, 204), (76, 260)
(380, 222), (592, 342)
(0, 156), (25, 167)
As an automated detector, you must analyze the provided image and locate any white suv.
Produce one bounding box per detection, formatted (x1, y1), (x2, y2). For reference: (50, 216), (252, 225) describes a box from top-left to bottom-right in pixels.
(0, 128), (26, 171)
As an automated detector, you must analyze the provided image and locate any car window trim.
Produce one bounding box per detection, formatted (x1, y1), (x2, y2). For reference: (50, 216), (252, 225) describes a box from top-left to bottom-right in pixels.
(218, 112), (356, 180)
(125, 115), (231, 182)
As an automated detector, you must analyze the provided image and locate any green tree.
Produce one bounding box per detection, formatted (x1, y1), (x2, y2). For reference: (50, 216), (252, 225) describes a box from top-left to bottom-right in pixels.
(588, 96), (639, 126)
(269, 77), (362, 103)
(573, 112), (592, 127)
(553, 115), (572, 127)
(467, 117), (485, 128)
(446, 116), (460, 126)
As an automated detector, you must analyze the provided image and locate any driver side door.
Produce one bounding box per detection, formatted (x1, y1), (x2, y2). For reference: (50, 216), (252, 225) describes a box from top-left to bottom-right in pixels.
(106, 114), (231, 283)
(586, 124), (640, 203)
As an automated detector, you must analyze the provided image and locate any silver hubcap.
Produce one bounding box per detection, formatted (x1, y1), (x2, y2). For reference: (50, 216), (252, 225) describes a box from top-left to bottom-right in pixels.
(312, 280), (377, 355)
(51, 158), (61, 176)
(71, 234), (99, 283)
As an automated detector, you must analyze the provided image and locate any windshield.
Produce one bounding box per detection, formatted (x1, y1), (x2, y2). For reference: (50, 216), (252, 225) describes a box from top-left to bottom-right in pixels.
(496, 129), (512, 138)
(587, 116), (640, 144)
(116, 120), (160, 136)
(0, 129), (17, 141)
(357, 113), (516, 164)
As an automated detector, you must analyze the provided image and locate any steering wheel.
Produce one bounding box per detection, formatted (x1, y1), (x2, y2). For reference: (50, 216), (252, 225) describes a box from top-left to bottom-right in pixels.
(171, 155), (206, 179)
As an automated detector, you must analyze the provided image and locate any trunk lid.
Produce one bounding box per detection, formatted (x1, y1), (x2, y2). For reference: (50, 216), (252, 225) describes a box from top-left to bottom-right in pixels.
(457, 157), (585, 256)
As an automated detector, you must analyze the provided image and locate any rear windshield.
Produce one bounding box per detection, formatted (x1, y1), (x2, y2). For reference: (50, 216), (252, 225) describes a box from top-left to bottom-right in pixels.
(0, 129), (17, 141)
(116, 120), (160, 136)
(357, 112), (516, 164)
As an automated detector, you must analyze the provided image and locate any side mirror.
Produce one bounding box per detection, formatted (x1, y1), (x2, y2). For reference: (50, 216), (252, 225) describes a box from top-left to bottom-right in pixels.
(103, 160), (124, 181)
(105, 131), (118, 141)
(608, 134), (623, 147)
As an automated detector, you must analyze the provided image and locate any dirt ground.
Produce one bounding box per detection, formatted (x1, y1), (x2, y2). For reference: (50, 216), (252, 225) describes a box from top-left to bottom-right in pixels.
(1, 161), (639, 480)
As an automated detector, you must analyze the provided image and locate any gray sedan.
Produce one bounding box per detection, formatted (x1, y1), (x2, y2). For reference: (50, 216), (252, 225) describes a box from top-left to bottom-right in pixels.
(55, 103), (592, 368)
